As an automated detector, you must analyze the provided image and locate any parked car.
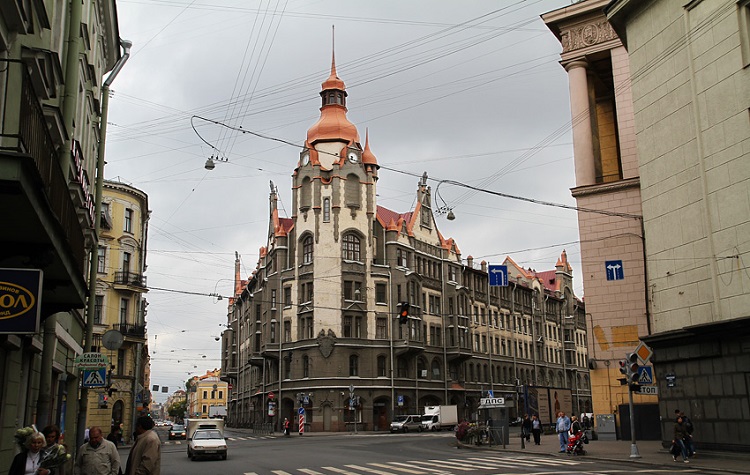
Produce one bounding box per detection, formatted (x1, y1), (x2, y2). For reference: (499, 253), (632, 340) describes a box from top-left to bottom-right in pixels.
(390, 415), (423, 433)
(169, 424), (186, 440)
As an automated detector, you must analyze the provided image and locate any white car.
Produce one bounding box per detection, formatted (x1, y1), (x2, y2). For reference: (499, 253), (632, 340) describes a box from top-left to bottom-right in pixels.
(187, 429), (227, 460)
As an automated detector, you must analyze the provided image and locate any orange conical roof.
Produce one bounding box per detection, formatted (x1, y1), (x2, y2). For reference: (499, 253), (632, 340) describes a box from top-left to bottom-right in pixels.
(306, 49), (359, 146)
(362, 129), (378, 166)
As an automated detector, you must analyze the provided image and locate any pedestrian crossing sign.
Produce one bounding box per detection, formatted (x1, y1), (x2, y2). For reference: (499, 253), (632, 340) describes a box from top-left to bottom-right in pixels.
(83, 368), (106, 387)
(637, 366), (653, 385)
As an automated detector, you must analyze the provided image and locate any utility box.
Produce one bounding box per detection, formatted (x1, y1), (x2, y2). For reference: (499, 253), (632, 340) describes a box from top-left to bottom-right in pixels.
(596, 414), (616, 440)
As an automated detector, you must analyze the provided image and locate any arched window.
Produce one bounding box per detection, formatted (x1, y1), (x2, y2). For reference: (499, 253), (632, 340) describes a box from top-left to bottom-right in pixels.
(302, 235), (313, 264)
(349, 355), (359, 376)
(431, 359), (441, 379)
(417, 358), (427, 379)
(342, 233), (361, 261)
(323, 198), (331, 222)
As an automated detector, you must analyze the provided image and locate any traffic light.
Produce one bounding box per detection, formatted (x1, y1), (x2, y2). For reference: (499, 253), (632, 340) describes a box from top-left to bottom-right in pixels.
(99, 394), (109, 408)
(398, 302), (410, 325)
(619, 352), (640, 391)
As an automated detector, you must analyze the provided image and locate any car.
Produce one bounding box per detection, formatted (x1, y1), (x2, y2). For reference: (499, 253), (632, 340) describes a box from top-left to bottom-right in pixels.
(169, 424), (186, 440)
(390, 415), (423, 433)
(188, 429), (227, 460)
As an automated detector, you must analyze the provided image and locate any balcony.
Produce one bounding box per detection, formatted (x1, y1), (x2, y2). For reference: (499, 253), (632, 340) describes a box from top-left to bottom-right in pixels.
(0, 59), (87, 314)
(113, 271), (148, 290)
(112, 323), (146, 339)
(446, 345), (473, 363)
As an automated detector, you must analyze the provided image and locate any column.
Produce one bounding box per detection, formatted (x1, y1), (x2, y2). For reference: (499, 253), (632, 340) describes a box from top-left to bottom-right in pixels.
(565, 60), (596, 187)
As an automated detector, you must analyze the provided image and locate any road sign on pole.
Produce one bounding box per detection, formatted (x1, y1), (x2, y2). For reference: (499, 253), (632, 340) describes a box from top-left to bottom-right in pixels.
(605, 260), (624, 281)
(488, 265), (508, 287)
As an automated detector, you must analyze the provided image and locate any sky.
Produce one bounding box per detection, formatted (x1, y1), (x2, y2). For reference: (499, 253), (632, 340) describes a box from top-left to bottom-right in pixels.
(106, 0), (579, 404)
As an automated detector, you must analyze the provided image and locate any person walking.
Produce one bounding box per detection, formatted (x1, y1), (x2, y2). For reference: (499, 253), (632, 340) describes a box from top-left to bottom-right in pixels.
(672, 415), (690, 463)
(675, 410), (695, 457)
(41, 425), (67, 475)
(8, 431), (52, 475)
(555, 411), (571, 453)
(531, 415), (542, 445)
(124, 416), (160, 475)
(521, 415), (532, 443)
(73, 426), (120, 475)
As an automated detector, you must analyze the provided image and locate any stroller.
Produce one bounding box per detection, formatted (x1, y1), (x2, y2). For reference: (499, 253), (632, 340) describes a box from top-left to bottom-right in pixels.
(566, 430), (588, 455)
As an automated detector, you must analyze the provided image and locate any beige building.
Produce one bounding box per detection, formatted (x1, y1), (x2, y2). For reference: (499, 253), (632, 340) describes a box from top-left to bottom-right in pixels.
(220, 56), (590, 432)
(0, 0), (125, 465)
(542, 0), (659, 439)
(84, 179), (150, 443)
(605, 0), (750, 450)
(187, 370), (228, 418)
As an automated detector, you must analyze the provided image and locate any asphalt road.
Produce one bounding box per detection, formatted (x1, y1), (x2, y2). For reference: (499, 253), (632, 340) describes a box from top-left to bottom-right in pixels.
(151, 428), (706, 475)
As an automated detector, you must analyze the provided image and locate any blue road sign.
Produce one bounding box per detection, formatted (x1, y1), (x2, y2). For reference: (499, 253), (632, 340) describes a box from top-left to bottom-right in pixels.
(638, 366), (654, 385)
(82, 368), (106, 388)
(298, 407), (305, 415)
(488, 265), (508, 287)
(605, 260), (624, 281)
(487, 390), (494, 398)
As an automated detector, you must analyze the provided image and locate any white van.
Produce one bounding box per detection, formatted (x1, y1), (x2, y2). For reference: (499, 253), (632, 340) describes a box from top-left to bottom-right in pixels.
(390, 415), (423, 433)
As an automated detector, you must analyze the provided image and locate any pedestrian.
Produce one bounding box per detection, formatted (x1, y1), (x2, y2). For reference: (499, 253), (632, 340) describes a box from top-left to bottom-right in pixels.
(675, 409), (695, 457)
(555, 411), (571, 453)
(106, 427), (120, 446)
(521, 414), (532, 442)
(531, 415), (542, 445)
(672, 415), (690, 463)
(124, 416), (160, 475)
(41, 425), (67, 475)
(284, 418), (291, 436)
(569, 415), (582, 435)
(8, 430), (53, 475)
(73, 426), (120, 475)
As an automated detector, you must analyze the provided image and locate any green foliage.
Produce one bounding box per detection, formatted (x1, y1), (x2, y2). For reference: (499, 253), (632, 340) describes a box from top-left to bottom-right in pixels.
(168, 399), (187, 420)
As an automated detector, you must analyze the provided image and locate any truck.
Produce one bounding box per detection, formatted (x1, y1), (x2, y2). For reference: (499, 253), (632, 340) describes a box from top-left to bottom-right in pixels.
(185, 418), (227, 460)
(421, 405), (458, 431)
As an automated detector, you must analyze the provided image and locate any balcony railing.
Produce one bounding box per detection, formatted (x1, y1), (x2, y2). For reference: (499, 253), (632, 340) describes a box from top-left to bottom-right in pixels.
(112, 323), (146, 338)
(114, 271), (147, 288)
(0, 59), (85, 272)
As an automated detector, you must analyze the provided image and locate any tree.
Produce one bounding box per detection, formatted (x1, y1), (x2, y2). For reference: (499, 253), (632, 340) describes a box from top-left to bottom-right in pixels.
(168, 399), (187, 421)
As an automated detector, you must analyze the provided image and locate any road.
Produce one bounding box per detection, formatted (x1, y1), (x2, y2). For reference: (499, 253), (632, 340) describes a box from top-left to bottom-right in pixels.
(149, 427), (709, 475)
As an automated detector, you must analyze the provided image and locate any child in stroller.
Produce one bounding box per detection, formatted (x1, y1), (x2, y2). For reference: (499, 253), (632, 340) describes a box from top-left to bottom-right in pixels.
(566, 415), (588, 455)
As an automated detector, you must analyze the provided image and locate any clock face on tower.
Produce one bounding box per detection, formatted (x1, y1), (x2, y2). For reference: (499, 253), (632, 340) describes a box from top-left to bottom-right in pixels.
(347, 151), (359, 163)
(301, 152), (310, 166)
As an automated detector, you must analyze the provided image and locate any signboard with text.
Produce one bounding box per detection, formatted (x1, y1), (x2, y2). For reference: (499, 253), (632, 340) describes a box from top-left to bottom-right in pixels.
(0, 268), (43, 334)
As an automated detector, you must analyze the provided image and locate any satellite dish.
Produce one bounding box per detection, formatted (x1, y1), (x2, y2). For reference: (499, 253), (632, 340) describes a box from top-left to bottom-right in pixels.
(102, 330), (124, 350)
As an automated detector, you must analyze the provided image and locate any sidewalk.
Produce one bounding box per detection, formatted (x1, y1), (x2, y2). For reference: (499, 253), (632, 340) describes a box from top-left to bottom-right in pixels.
(461, 432), (750, 474)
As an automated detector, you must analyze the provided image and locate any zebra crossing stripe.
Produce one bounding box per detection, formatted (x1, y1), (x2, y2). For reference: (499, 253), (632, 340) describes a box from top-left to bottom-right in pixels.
(409, 460), (474, 472)
(322, 466), (363, 475)
(298, 469), (326, 475)
(271, 471), (294, 475)
(437, 458), (497, 470)
(242, 472), (258, 475)
(344, 464), (400, 475)
(367, 462), (425, 474)
(386, 461), (447, 473)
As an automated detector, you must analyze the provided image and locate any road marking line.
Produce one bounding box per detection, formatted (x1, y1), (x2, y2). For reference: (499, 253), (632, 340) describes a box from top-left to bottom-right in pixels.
(388, 461), (448, 473)
(271, 471), (294, 475)
(298, 469), (326, 475)
(323, 466), (362, 475)
(344, 464), (399, 475)
(368, 462), (424, 474)
(243, 472), (258, 475)
(439, 459), (497, 470)
(409, 460), (474, 472)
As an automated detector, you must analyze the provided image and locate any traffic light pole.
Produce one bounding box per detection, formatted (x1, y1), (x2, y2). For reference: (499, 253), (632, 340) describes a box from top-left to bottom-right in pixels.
(627, 385), (641, 458)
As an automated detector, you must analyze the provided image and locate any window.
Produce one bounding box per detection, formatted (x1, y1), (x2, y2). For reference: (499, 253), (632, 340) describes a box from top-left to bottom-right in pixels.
(431, 359), (441, 378)
(344, 280), (362, 300)
(396, 248), (407, 267)
(377, 355), (387, 377)
(299, 315), (314, 339)
(270, 321), (276, 343)
(124, 208), (133, 233)
(202, 405), (207, 414)
(345, 173), (360, 208)
(376, 317), (387, 339)
(302, 355), (310, 378)
(119, 299), (128, 324)
(323, 198), (331, 222)
(300, 282), (314, 303)
(448, 266), (457, 282)
(94, 296), (103, 324)
(218, 390), (223, 399)
(203, 390), (208, 399)
(343, 316), (353, 338)
(284, 287), (292, 307)
(271, 289), (277, 309)
(122, 252), (131, 273)
(342, 233), (361, 261)
(117, 350), (125, 375)
(302, 235), (313, 264)
(375, 283), (387, 304)
(97, 247), (106, 273)
(284, 355), (291, 380)
(354, 316), (362, 338)
(284, 321), (291, 342)
(349, 355), (359, 376)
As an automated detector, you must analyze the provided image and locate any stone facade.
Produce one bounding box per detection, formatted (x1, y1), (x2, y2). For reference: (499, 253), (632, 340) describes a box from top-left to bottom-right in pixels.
(220, 57), (591, 432)
(607, 0), (750, 451)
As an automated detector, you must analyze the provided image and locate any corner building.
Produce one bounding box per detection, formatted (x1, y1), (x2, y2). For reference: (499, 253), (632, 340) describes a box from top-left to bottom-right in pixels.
(222, 55), (591, 432)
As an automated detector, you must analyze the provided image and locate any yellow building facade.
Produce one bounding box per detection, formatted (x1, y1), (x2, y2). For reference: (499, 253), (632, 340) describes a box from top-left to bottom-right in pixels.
(188, 370), (228, 419)
(84, 180), (151, 442)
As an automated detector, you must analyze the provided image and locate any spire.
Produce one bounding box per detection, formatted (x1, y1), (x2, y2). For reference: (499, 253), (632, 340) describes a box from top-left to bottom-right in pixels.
(362, 128), (379, 167)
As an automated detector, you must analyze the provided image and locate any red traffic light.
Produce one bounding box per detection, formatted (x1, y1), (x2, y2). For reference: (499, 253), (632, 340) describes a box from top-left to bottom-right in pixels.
(618, 360), (628, 375)
(398, 302), (410, 324)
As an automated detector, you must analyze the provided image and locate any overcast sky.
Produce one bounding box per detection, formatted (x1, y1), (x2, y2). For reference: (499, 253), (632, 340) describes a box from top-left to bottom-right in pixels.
(107, 0), (578, 403)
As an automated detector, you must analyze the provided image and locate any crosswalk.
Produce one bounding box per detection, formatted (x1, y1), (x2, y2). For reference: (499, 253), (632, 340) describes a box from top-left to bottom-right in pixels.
(241, 453), (592, 475)
(163, 435), (274, 445)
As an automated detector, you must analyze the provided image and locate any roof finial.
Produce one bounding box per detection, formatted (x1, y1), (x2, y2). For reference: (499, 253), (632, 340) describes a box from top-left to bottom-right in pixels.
(331, 25), (337, 78)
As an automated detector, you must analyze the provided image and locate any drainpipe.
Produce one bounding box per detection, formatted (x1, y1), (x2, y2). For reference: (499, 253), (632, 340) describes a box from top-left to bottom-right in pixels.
(77, 38), (132, 449)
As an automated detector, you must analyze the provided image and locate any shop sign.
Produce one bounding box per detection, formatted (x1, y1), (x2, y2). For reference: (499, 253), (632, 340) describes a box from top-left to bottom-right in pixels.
(0, 269), (43, 334)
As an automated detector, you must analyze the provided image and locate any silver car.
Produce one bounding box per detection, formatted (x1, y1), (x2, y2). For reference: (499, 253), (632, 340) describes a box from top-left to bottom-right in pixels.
(390, 415), (423, 433)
